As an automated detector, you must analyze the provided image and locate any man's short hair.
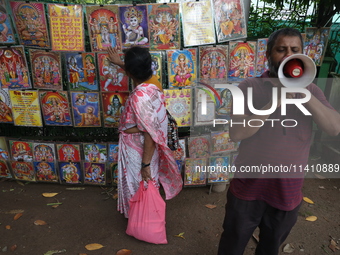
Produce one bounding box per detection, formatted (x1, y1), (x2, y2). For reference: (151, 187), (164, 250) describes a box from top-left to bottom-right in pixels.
(267, 28), (303, 54)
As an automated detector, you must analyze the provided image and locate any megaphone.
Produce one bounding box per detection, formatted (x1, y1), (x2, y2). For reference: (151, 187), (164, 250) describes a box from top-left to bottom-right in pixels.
(278, 54), (316, 88)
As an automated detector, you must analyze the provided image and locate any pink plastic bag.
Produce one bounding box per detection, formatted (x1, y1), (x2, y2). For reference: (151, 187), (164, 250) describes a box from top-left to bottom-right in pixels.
(126, 180), (167, 244)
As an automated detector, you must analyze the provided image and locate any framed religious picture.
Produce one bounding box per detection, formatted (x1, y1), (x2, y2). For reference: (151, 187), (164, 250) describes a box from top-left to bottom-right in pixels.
(32, 142), (56, 162)
(109, 162), (118, 185)
(211, 131), (237, 154)
(29, 49), (62, 90)
(0, 159), (12, 178)
(10, 1), (50, 48)
(199, 45), (228, 82)
(213, 0), (247, 43)
(65, 52), (98, 91)
(150, 51), (163, 87)
(97, 52), (129, 92)
(188, 135), (211, 158)
(82, 143), (107, 163)
(108, 143), (119, 162)
(228, 41), (256, 83)
(256, 38), (268, 77)
(184, 158), (207, 187)
(167, 48), (197, 88)
(10, 161), (36, 182)
(0, 89), (14, 124)
(119, 5), (149, 48)
(56, 143), (81, 162)
(148, 3), (180, 50)
(0, 136), (9, 160)
(84, 162), (106, 185)
(181, 0), (215, 47)
(194, 87), (215, 126)
(172, 138), (186, 174)
(0, 46), (31, 89)
(304, 27), (330, 66)
(164, 88), (191, 127)
(34, 161), (58, 183)
(70, 91), (101, 127)
(101, 91), (129, 128)
(86, 5), (121, 52)
(215, 87), (232, 120)
(9, 140), (33, 162)
(39, 90), (73, 126)
(47, 4), (85, 52)
(58, 161), (82, 185)
(208, 156), (230, 183)
(0, 0), (16, 45)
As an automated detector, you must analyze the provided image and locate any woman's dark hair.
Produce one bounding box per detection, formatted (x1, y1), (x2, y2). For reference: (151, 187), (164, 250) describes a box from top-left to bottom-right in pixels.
(267, 28), (303, 55)
(124, 46), (152, 82)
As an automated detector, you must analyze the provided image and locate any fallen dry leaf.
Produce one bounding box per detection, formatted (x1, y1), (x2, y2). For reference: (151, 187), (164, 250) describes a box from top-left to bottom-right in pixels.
(318, 186), (325, 189)
(314, 173), (326, 179)
(42, 192), (59, 198)
(116, 249), (132, 255)
(85, 243), (104, 251)
(5, 225), (11, 229)
(174, 232), (185, 239)
(14, 213), (23, 220)
(305, 216), (317, 222)
(34, 220), (47, 225)
(303, 197), (314, 204)
(329, 239), (340, 252)
(10, 245), (17, 251)
(283, 243), (295, 253)
(113, 194), (118, 200)
(4, 209), (24, 214)
(52, 205), (59, 209)
(205, 204), (217, 209)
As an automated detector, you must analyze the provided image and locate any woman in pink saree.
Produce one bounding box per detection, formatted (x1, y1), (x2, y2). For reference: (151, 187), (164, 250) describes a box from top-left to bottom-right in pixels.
(111, 46), (183, 218)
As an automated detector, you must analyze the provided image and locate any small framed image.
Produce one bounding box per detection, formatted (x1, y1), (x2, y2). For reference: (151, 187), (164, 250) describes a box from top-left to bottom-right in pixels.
(34, 161), (58, 183)
(9, 140), (33, 162)
(33, 142), (56, 162)
(0, 160), (12, 179)
(208, 156), (230, 183)
(82, 143), (107, 163)
(108, 143), (119, 162)
(211, 131), (237, 155)
(56, 143), (81, 162)
(58, 162), (83, 185)
(188, 135), (211, 158)
(184, 158), (207, 187)
(0, 136), (10, 160)
(109, 162), (118, 185)
(10, 161), (36, 182)
(84, 162), (106, 185)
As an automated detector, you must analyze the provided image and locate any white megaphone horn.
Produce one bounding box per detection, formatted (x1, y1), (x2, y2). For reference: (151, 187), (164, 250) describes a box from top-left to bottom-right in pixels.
(278, 54), (317, 88)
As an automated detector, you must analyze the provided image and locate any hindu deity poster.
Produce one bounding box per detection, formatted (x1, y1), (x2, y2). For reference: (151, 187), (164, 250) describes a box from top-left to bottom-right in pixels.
(164, 89), (191, 127)
(256, 38), (268, 77)
(213, 0), (247, 43)
(108, 143), (119, 162)
(109, 162), (118, 185)
(29, 49), (62, 90)
(39, 90), (72, 126)
(0, 0), (16, 44)
(84, 162), (106, 185)
(83, 143), (107, 163)
(215, 87), (232, 119)
(9, 140), (33, 162)
(188, 135), (211, 158)
(0, 46), (31, 89)
(86, 5), (121, 52)
(47, 4), (85, 52)
(33, 142), (56, 162)
(56, 143), (81, 162)
(58, 161), (82, 184)
(0, 159), (11, 178)
(173, 138), (186, 173)
(10, 1), (50, 48)
(0, 136), (9, 160)
(228, 41), (256, 82)
(97, 53), (129, 92)
(199, 45), (228, 82)
(150, 51), (163, 86)
(65, 52), (98, 91)
(34, 161), (58, 183)
(101, 91), (129, 128)
(11, 161), (36, 182)
(9, 90), (43, 127)
(119, 5), (149, 48)
(167, 48), (197, 88)
(208, 156), (230, 183)
(181, 1), (215, 47)
(70, 91), (101, 127)
(194, 87), (215, 126)
(304, 27), (330, 66)
(184, 158), (207, 186)
(148, 3), (180, 50)
(211, 131), (237, 154)
(0, 89), (13, 124)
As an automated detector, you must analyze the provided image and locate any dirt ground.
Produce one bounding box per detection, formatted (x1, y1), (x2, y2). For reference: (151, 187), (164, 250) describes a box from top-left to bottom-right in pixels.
(0, 157), (340, 255)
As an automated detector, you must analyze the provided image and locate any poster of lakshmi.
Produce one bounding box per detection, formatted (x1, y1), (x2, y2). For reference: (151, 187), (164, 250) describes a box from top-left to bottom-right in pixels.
(150, 51), (163, 86)
(213, 0), (247, 43)
(29, 49), (62, 90)
(70, 92), (101, 127)
(0, 0), (16, 44)
(167, 49), (197, 88)
(65, 52), (98, 91)
(228, 41), (256, 82)
(86, 5), (121, 52)
(101, 92), (129, 128)
(47, 4), (85, 52)
(303, 27), (330, 66)
(9, 140), (33, 162)
(84, 162), (106, 185)
(33, 142), (56, 162)
(10, 1), (50, 48)
(0, 89), (13, 124)
(97, 53), (129, 92)
(39, 91), (72, 126)
(34, 161), (58, 182)
(119, 5), (149, 48)
(11, 161), (36, 182)
(148, 3), (180, 50)
(59, 161), (82, 184)
(164, 89), (191, 127)
(56, 143), (81, 162)
(0, 46), (31, 89)
(256, 38), (268, 77)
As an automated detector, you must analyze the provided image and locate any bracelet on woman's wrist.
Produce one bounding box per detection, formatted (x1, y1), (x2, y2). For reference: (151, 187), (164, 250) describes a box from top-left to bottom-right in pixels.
(141, 162), (150, 168)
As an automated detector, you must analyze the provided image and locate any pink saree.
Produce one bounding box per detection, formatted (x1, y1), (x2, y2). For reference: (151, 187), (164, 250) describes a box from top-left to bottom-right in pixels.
(118, 83), (183, 218)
